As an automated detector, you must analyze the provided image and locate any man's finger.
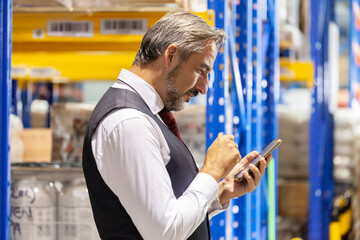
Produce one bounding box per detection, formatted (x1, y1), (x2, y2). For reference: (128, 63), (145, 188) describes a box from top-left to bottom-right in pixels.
(249, 164), (261, 186)
(265, 153), (272, 167)
(244, 171), (255, 189)
(241, 151), (259, 165)
(258, 158), (266, 175)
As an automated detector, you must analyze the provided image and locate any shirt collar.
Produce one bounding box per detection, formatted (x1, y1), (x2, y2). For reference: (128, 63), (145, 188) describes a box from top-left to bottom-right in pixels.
(116, 69), (164, 115)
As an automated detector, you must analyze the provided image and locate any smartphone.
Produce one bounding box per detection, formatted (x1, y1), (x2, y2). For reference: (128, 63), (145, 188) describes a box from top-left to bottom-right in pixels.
(234, 139), (282, 182)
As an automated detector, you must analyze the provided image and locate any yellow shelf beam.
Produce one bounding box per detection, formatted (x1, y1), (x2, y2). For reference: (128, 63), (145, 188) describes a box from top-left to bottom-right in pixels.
(13, 11), (214, 49)
(12, 11), (214, 81)
(12, 51), (137, 81)
(280, 58), (313, 86)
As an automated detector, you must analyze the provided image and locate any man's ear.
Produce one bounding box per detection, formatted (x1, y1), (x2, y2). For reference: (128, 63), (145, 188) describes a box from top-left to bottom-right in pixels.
(164, 44), (178, 68)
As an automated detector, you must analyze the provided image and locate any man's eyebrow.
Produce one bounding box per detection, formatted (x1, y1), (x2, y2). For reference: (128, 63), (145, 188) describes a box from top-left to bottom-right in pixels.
(200, 64), (210, 71)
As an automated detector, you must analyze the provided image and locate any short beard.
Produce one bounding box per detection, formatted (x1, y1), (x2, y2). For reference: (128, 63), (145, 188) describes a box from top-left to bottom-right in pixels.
(164, 64), (200, 112)
(164, 64), (185, 111)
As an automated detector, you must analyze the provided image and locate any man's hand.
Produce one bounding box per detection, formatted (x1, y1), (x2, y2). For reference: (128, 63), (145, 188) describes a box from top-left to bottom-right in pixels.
(217, 151), (272, 205)
(199, 133), (241, 182)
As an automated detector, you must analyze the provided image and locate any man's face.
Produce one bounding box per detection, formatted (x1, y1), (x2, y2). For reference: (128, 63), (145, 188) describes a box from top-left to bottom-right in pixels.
(164, 41), (217, 111)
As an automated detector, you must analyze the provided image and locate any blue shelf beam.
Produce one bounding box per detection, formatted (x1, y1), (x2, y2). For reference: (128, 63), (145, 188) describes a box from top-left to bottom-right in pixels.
(207, 0), (230, 238)
(309, 0), (335, 239)
(0, 0), (12, 239)
(264, 0), (280, 239)
(251, 1), (263, 238)
(233, 0), (253, 238)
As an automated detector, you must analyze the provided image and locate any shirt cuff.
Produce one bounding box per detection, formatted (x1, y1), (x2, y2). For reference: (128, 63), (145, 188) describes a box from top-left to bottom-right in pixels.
(187, 173), (219, 208)
(208, 197), (230, 219)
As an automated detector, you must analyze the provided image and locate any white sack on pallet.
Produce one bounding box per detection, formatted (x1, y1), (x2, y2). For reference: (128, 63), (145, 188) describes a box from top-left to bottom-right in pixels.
(334, 144), (357, 157)
(334, 126), (358, 143)
(334, 108), (360, 127)
(333, 107), (360, 183)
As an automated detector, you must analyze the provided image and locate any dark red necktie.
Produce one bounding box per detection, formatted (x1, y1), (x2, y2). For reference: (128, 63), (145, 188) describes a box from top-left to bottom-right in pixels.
(158, 108), (182, 141)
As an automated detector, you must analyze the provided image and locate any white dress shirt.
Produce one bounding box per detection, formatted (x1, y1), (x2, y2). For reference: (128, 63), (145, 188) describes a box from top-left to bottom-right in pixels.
(91, 69), (228, 240)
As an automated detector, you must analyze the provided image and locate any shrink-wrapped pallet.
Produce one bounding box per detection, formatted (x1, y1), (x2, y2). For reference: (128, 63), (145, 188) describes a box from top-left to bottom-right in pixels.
(51, 103), (95, 163)
(278, 89), (311, 178)
(333, 108), (360, 183)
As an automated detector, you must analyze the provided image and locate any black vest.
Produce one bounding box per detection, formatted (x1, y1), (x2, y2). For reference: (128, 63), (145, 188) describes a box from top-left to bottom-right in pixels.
(82, 87), (210, 239)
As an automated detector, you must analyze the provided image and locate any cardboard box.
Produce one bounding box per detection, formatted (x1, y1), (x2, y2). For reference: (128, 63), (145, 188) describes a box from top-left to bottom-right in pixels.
(21, 128), (52, 162)
(278, 179), (309, 218)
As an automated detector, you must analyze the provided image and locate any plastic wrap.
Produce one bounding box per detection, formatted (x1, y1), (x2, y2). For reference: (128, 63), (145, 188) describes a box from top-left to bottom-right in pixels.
(11, 163), (98, 240)
(51, 103), (95, 163)
(278, 89), (311, 178)
(333, 107), (360, 183)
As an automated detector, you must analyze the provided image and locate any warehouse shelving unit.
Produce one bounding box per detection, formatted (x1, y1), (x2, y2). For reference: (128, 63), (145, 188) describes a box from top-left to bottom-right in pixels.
(0, 1), (12, 239)
(206, 0), (279, 239)
(2, 0), (280, 239)
(309, 0), (335, 239)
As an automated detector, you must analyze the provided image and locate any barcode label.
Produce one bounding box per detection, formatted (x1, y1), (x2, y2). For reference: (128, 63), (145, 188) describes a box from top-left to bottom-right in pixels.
(30, 67), (56, 78)
(11, 67), (27, 77)
(100, 19), (147, 35)
(47, 21), (94, 37)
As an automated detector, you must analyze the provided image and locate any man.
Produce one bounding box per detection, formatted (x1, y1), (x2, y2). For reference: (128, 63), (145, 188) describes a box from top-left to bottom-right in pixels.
(82, 10), (271, 240)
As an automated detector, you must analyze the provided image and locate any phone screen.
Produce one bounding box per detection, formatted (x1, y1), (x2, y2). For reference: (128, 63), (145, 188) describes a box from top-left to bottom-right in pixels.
(234, 139), (282, 182)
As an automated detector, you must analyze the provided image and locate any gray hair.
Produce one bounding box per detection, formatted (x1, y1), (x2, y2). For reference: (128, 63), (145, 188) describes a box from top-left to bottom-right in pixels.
(133, 10), (226, 65)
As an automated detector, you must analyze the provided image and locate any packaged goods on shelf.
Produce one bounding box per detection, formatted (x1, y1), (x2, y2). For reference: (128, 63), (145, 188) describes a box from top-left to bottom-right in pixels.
(278, 179), (308, 218)
(333, 108), (360, 238)
(58, 178), (98, 240)
(21, 128), (52, 163)
(333, 108), (360, 184)
(277, 217), (307, 240)
(278, 88), (311, 178)
(10, 114), (24, 163)
(279, 0), (306, 58)
(31, 99), (49, 128)
(11, 164), (98, 240)
(51, 103), (95, 163)
(11, 177), (57, 240)
(173, 105), (206, 168)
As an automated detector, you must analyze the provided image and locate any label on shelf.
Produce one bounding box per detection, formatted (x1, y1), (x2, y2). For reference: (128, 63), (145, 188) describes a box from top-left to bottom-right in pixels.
(12, 67), (27, 78)
(100, 19), (148, 35)
(47, 21), (94, 38)
(32, 29), (45, 39)
(29, 67), (57, 78)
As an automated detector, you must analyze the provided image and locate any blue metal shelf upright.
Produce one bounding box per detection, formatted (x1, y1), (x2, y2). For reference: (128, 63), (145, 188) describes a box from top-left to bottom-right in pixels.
(0, 0), (12, 240)
(309, 0), (335, 239)
(207, 0), (279, 239)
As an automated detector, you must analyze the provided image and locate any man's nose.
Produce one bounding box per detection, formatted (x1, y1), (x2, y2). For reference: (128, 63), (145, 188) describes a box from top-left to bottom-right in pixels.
(196, 74), (209, 95)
